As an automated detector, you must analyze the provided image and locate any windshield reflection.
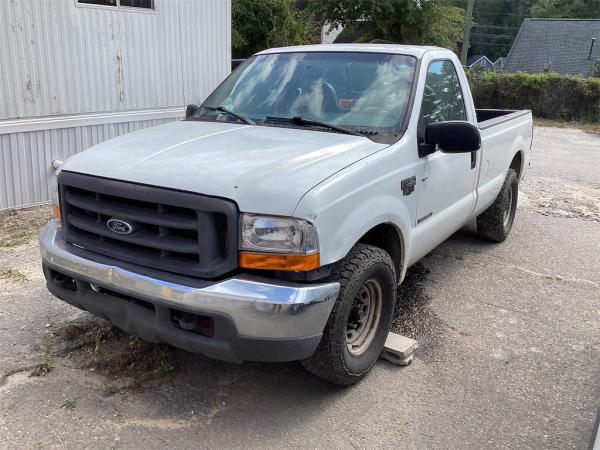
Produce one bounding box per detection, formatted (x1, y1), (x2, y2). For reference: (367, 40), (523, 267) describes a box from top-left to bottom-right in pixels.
(193, 52), (417, 138)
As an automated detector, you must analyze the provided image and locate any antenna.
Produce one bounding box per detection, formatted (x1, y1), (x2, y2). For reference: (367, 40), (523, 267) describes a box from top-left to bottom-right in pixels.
(589, 38), (596, 60)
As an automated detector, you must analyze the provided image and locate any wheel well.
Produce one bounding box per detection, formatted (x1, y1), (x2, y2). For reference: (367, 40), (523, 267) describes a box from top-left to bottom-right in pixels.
(510, 151), (523, 179)
(358, 223), (403, 279)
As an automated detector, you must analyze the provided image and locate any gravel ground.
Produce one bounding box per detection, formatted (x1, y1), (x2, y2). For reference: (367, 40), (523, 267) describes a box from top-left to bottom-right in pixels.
(0, 126), (598, 449)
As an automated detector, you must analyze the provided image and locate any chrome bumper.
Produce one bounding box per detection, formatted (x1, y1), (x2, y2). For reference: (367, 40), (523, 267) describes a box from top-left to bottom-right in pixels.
(40, 220), (339, 340)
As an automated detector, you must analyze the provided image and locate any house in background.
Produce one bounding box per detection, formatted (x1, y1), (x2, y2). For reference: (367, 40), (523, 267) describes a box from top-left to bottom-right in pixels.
(494, 57), (507, 70)
(504, 18), (600, 75)
(321, 23), (344, 44)
(0, 0), (231, 210)
(466, 55), (494, 70)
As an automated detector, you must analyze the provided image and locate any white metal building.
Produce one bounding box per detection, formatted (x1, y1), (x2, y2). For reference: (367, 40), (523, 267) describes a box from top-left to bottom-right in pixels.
(0, 0), (231, 210)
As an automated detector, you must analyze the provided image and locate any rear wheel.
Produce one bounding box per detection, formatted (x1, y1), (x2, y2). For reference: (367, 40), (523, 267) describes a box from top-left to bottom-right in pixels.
(302, 244), (396, 386)
(476, 168), (519, 242)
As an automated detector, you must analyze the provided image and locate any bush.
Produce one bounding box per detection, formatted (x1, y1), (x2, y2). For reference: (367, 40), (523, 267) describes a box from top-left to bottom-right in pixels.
(467, 71), (600, 122)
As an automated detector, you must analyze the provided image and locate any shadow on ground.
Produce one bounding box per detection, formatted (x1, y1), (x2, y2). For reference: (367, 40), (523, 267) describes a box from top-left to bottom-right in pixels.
(45, 225), (490, 395)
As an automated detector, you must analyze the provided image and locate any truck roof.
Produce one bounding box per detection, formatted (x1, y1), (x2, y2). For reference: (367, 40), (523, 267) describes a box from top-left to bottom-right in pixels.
(257, 43), (446, 58)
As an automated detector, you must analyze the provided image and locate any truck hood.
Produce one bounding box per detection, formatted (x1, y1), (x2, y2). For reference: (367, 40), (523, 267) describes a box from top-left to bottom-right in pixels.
(61, 120), (387, 215)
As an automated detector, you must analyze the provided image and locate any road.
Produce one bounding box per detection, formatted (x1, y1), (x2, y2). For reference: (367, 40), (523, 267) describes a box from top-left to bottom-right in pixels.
(0, 126), (598, 449)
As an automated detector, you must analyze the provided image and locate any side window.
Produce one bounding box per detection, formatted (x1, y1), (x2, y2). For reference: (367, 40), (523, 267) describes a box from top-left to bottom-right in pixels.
(421, 61), (466, 126)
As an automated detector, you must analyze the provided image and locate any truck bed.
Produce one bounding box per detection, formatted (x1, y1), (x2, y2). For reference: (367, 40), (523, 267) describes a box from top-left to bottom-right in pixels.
(476, 109), (531, 130)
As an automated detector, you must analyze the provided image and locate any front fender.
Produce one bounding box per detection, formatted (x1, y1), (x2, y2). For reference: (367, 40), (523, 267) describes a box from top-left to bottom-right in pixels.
(293, 141), (419, 282)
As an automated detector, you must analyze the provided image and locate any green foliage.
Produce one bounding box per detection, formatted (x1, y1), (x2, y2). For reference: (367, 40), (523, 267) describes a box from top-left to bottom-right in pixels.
(592, 59), (600, 78)
(153, 359), (174, 376)
(60, 398), (77, 410)
(530, 0), (600, 19)
(468, 71), (600, 122)
(312, 0), (465, 53)
(232, 0), (311, 58)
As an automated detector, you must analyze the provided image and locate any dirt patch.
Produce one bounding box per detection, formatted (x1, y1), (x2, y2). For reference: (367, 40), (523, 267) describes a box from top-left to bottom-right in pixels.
(391, 263), (444, 362)
(0, 205), (54, 247)
(527, 181), (600, 222)
(0, 268), (26, 282)
(53, 318), (175, 390)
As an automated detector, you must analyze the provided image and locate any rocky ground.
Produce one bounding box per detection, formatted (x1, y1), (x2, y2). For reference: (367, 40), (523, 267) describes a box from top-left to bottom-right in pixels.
(0, 126), (598, 449)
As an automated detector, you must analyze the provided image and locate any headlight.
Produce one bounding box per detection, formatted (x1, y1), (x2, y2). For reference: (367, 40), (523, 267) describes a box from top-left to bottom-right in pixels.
(240, 214), (318, 254)
(239, 214), (320, 271)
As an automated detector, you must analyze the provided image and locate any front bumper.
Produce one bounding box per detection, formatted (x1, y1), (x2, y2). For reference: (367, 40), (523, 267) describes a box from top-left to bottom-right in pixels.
(40, 220), (339, 363)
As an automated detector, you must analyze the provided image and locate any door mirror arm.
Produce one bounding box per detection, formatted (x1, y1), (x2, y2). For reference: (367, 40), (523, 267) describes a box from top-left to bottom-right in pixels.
(186, 104), (200, 119)
(418, 142), (436, 158)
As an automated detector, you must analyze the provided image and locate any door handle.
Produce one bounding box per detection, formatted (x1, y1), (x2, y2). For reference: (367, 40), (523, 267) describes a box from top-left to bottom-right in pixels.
(471, 151), (476, 169)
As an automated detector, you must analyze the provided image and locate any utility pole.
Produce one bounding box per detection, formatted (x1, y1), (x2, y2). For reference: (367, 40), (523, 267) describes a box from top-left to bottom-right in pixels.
(460, 0), (474, 65)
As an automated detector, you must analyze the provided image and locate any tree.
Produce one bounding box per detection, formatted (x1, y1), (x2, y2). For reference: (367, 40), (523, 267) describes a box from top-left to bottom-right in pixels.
(312, 0), (465, 53)
(530, 0), (600, 18)
(232, 0), (311, 58)
(450, 0), (537, 61)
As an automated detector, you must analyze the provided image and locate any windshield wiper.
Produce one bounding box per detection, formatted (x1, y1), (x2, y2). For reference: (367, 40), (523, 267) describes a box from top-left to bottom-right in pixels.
(265, 116), (362, 137)
(204, 106), (256, 125)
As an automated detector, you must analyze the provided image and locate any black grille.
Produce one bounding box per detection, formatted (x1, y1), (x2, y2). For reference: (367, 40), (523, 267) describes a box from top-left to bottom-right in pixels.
(58, 171), (238, 279)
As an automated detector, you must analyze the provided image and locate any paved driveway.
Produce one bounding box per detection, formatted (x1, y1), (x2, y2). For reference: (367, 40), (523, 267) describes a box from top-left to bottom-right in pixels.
(0, 126), (598, 449)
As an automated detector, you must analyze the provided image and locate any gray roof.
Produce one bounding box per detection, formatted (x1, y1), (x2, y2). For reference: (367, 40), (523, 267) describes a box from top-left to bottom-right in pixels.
(504, 19), (600, 75)
(466, 55), (491, 66)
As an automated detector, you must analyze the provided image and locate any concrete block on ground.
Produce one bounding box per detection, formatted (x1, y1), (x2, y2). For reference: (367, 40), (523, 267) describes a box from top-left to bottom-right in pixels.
(381, 332), (418, 366)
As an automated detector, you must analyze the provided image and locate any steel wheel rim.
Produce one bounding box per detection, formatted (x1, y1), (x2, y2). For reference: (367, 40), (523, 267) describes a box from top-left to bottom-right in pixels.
(503, 185), (513, 228)
(346, 279), (383, 356)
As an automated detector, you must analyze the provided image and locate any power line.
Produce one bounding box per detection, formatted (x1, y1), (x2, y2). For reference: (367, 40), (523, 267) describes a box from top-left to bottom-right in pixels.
(472, 24), (521, 30)
(471, 33), (514, 39)
(473, 12), (530, 16)
(470, 42), (513, 47)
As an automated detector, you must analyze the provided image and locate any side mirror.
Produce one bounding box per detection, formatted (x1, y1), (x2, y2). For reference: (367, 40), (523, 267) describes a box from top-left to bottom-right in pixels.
(419, 121), (481, 157)
(186, 104), (200, 119)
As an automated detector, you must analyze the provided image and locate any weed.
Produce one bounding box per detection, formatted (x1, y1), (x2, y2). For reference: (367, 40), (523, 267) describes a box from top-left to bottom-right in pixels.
(0, 268), (26, 282)
(60, 398), (77, 409)
(30, 335), (55, 377)
(153, 359), (174, 376)
(102, 384), (119, 397)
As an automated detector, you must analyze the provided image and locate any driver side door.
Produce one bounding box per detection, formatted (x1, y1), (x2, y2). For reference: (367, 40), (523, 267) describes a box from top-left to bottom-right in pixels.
(415, 60), (477, 239)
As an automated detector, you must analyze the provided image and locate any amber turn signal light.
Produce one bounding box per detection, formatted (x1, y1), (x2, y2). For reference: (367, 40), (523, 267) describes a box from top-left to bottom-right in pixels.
(239, 252), (320, 271)
(52, 204), (61, 220)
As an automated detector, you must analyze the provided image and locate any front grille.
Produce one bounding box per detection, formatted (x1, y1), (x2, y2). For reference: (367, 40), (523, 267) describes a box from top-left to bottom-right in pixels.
(58, 171), (238, 279)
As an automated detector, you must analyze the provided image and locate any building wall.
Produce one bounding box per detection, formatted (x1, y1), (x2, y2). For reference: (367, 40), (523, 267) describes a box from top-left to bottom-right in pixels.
(0, 0), (231, 210)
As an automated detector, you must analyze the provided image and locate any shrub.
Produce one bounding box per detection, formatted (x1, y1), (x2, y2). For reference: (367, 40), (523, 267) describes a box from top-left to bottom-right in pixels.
(467, 71), (600, 122)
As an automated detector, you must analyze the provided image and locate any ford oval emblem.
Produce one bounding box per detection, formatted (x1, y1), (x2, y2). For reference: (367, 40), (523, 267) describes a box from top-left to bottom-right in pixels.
(106, 218), (134, 235)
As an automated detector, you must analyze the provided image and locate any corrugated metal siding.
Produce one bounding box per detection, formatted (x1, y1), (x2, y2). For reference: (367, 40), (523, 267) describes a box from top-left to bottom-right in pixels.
(0, 0), (231, 119)
(0, 118), (176, 210)
(0, 0), (230, 209)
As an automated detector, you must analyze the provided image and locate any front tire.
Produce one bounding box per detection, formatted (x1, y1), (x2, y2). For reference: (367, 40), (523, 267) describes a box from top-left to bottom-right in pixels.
(476, 168), (519, 242)
(302, 244), (396, 386)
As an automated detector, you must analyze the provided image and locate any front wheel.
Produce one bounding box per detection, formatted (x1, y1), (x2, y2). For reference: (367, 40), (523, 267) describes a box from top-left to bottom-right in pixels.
(476, 168), (519, 242)
(302, 244), (396, 386)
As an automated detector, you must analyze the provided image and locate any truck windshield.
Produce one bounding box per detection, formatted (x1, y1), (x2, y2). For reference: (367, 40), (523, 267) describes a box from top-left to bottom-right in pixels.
(192, 52), (417, 141)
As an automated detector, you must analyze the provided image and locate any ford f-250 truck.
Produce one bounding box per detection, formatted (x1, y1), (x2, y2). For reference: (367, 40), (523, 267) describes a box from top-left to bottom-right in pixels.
(40, 44), (532, 386)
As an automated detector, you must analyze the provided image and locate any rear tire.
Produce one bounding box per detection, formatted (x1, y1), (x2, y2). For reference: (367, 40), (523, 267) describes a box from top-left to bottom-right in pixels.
(301, 244), (396, 386)
(476, 168), (519, 242)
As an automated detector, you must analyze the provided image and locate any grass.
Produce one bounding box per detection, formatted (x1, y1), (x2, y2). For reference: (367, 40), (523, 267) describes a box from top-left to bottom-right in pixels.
(0, 205), (53, 247)
(0, 268), (26, 282)
(60, 398), (77, 409)
(30, 335), (55, 377)
(534, 119), (600, 134)
(153, 359), (175, 376)
(102, 383), (119, 397)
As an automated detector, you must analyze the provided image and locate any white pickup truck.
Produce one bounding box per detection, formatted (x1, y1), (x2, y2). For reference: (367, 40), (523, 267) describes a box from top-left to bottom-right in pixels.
(40, 44), (532, 385)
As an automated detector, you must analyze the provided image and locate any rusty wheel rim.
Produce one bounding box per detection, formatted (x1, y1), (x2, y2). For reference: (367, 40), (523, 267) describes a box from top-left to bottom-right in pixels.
(346, 278), (383, 356)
